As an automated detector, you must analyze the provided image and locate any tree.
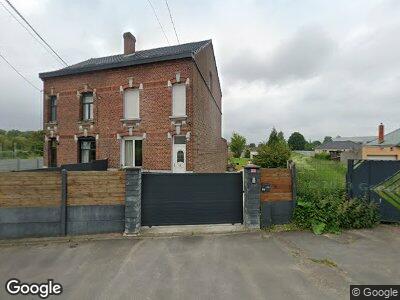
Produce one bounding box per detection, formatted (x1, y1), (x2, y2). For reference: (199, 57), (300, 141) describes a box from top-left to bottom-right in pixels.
(288, 132), (307, 150)
(253, 141), (291, 168)
(323, 136), (333, 144)
(244, 148), (251, 158)
(229, 133), (246, 158)
(267, 127), (280, 146)
(277, 131), (285, 142)
(253, 128), (291, 168)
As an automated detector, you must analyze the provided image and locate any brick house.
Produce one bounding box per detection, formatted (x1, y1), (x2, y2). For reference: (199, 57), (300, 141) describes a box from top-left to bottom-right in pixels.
(39, 32), (227, 172)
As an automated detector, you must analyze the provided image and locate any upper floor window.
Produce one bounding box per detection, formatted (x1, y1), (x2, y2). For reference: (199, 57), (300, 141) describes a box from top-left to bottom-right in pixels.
(82, 92), (93, 120)
(49, 95), (57, 122)
(79, 137), (96, 163)
(172, 83), (186, 117)
(124, 89), (140, 119)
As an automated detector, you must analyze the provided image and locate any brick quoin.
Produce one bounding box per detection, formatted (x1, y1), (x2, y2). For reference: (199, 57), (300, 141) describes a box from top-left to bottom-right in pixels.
(41, 37), (227, 172)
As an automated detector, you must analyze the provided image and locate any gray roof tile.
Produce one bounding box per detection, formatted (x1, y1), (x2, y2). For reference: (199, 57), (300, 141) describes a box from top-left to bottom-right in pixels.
(315, 140), (361, 150)
(366, 128), (400, 146)
(39, 40), (211, 79)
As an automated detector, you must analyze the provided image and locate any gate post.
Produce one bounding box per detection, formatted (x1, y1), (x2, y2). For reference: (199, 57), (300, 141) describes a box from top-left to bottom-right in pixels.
(124, 167), (142, 235)
(243, 164), (261, 229)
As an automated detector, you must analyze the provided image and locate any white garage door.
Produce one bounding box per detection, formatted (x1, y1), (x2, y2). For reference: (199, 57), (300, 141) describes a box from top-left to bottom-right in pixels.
(367, 155), (397, 160)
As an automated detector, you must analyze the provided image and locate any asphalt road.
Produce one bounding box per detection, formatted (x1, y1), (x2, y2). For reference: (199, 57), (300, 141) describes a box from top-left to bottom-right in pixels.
(0, 225), (399, 300)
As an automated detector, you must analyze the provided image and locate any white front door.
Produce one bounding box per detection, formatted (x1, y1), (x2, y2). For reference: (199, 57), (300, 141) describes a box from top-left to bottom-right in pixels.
(173, 143), (186, 173)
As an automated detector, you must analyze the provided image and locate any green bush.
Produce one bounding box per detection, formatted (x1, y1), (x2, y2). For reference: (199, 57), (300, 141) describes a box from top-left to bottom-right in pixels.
(252, 141), (291, 168)
(294, 194), (379, 234)
(314, 152), (331, 160)
(292, 153), (379, 234)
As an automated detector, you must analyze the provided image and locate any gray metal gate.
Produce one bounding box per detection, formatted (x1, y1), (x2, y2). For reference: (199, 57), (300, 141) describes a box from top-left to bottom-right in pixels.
(347, 160), (400, 222)
(141, 173), (243, 226)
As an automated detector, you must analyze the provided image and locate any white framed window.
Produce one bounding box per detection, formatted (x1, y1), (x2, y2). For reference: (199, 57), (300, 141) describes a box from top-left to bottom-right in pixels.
(121, 137), (143, 167)
(172, 83), (186, 117)
(82, 93), (94, 120)
(124, 88), (140, 119)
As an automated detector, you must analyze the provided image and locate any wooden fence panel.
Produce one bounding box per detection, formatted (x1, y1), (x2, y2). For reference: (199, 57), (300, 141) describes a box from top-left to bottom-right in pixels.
(260, 168), (292, 202)
(0, 172), (61, 207)
(67, 171), (125, 206)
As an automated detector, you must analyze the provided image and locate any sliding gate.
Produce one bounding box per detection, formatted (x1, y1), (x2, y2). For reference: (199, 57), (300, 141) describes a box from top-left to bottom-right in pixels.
(141, 173), (243, 226)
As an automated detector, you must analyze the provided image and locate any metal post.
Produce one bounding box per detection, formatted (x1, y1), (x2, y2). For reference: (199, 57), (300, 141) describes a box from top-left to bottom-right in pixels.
(243, 164), (261, 229)
(60, 169), (68, 236)
(291, 163), (297, 210)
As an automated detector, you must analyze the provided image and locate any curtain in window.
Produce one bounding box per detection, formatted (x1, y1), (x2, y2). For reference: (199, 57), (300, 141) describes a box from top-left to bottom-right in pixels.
(125, 140), (134, 166)
(124, 89), (139, 119)
(81, 141), (90, 163)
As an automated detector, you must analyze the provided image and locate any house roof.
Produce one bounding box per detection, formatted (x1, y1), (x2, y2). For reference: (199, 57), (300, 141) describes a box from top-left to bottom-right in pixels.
(333, 136), (375, 144)
(39, 40), (211, 79)
(366, 128), (400, 146)
(315, 140), (361, 151)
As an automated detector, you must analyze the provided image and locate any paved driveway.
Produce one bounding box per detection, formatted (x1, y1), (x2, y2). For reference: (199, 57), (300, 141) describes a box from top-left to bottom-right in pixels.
(0, 225), (399, 299)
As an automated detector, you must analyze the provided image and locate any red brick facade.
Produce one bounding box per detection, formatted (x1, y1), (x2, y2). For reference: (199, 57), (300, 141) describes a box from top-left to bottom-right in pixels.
(41, 42), (227, 172)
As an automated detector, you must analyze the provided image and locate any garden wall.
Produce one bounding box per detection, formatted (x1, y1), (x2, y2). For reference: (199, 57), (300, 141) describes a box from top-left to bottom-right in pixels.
(0, 170), (125, 239)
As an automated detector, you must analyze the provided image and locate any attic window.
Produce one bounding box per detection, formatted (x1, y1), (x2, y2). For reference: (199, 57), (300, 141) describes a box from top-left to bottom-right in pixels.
(209, 71), (213, 91)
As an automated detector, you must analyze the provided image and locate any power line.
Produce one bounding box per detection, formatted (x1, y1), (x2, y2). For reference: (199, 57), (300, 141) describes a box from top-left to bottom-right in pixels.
(0, 51), (41, 92)
(0, 1), (64, 66)
(4, 0), (68, 66)
(147, 0), (170, 45)
(164, 0), (180, 44)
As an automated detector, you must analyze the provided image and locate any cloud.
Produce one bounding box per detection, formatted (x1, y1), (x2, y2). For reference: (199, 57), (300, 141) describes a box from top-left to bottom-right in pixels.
(224, 26), (336, 84)
(0, 0), (399, 144)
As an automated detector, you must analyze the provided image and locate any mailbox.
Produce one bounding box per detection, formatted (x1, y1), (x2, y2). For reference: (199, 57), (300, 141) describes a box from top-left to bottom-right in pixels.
(261, 184), (271, 193)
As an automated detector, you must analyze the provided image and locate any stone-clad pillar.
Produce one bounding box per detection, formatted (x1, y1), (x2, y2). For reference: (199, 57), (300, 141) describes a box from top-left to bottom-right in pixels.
(124, 168), (142, 235)
(243, 164), (261, 229)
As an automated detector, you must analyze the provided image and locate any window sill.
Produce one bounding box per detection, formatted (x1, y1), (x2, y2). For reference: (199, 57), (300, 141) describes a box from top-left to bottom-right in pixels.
(169, 115), (187, 121)
(120, 165), (143, 169)
(120, 118), (141, 122)
(120, 118), (141, 126)
(78, 119), (94, 125)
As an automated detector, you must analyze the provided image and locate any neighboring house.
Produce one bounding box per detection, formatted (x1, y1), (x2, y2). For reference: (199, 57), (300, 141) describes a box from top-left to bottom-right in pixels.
(362, 123), (400, 160)
(249, 151), (258, 160)
(315, 141), (362, 162)
(39, 32), (227, 173)
(333, 136), (375, 144)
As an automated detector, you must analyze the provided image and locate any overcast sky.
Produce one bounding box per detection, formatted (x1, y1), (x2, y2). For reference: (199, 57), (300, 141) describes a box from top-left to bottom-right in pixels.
(0, 0), (399, 143)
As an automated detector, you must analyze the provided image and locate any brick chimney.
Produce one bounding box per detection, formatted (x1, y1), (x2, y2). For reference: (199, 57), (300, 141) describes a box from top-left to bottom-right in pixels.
(378, 123), (384, 143)
(123, 32), (136, 55)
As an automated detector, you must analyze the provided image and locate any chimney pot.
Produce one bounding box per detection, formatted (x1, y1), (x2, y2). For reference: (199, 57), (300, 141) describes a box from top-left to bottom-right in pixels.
(378, 123), (384, 143)
(123, 32), (136, 55)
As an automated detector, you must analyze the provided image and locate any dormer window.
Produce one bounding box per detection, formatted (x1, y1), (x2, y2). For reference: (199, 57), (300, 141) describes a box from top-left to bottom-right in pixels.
(172, 83), (186, 117)
(49, 95), (57, 122)
(82, 92), (93, 121)
(124, 88), (140, 119)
